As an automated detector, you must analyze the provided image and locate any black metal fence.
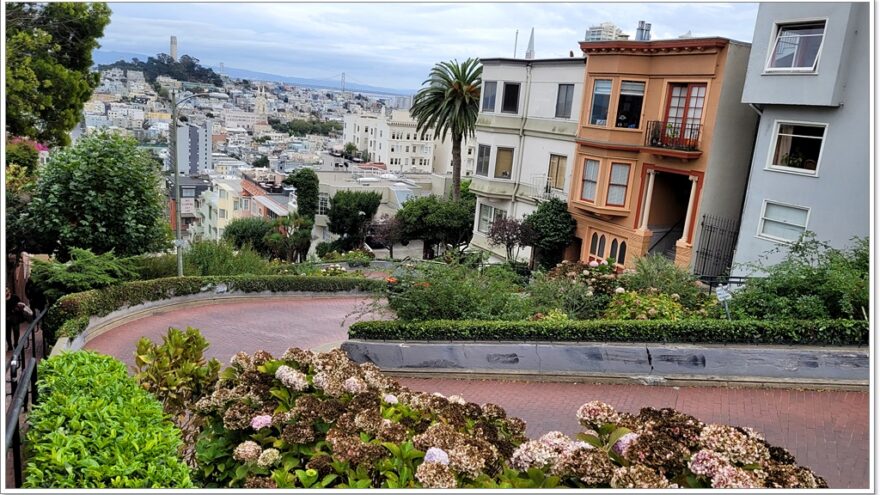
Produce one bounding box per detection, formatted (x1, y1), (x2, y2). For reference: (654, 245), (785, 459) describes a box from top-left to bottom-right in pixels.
(693, 214), (740, 278)
(645, 120), (703, 151)
(5, 308), (47, 488)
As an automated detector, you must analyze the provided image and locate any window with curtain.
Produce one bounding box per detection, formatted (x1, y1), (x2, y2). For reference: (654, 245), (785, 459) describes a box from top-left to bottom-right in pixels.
(555, 84), (575, 118)
(589, 80), (612, 125)
(606, 163), (630, 206)
(615, 81), (645, 128)
(759, 201), (809, 243)
(548, 155), (567, 190)
(590, 233), (598, 255)
(581, 159), (599, 202)
(501, 82), (520, 113)
(494, 147), (514, 179)
(476, 144), (491, 176)
(768, 21), (826, 71)
(771, 122), (825, 173)
(482, 81), (497, 112)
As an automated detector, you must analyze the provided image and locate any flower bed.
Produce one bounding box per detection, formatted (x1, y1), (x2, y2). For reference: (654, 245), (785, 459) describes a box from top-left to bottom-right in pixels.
(191, 348), (826, 488)
(44, 275), (385, 341)
(24, 352), (192, 488)
(348, 318), (868, 346)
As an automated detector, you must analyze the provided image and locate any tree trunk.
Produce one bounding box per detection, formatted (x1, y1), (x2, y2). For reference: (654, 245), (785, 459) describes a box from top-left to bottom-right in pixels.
(388, 244), (394, 260)
(451, 133), (462, 201)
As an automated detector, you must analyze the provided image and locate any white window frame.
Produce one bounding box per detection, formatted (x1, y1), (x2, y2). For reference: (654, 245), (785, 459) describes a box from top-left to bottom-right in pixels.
(482, 81), (498, 113)
(756, 199), (810, 244)
(763, 18), (827, 74)
(500, 81), (521, 114)
(765, 119), (827, 177)
(477, 203), (506, 234)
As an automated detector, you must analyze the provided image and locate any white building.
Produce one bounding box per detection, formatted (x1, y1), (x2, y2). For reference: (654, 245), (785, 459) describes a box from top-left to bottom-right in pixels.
(469, 57), (586, 262)
(585, 22), (629, 41)
(223, 108), (262, 130)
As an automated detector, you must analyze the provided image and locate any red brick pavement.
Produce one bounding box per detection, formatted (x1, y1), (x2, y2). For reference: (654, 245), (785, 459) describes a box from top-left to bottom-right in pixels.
(84, 297), (870, 489)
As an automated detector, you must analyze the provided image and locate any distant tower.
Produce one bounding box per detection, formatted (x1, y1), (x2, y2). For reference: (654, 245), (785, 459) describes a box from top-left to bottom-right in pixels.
(254, 84), (268, 116)
(635, 21), (652, 41)
(219, 62), (224, 76)
(525, 28), (535, 60)
(170, 36), (178, 61)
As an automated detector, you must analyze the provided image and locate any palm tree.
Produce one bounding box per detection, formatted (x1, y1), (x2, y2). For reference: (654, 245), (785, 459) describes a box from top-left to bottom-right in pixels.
(410, 58), (482, 201)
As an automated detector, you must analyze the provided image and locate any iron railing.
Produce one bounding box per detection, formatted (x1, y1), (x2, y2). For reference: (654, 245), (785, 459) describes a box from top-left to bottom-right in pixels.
(645, 120), (703, 151)
(5, 308), (48, 488)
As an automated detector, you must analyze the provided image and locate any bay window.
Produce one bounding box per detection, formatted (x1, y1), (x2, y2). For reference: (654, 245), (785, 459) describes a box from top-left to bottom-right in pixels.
(589, 80), (612, 125)
(606, 163), (631, 206)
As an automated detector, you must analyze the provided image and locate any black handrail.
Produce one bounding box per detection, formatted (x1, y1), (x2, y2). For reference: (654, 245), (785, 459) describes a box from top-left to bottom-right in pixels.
(645, 120), (703, 151)
(647, 217), (685, 254)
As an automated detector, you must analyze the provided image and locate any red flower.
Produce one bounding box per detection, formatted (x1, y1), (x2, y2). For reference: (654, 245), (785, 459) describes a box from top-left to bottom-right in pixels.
(385, 277), (399, 284)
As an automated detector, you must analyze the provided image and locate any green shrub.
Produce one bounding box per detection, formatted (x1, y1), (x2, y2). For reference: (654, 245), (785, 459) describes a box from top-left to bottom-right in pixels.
(348, 318), (868, 346)
(24, 351), (192, 488)
(730, 235), (869, 320)
(603, 290), (686, 320)
(620, 255), (706, 310)
(45, 275), (385, 340)
(386, 263), (533, 321)
(222, 217), (275, 256)
(527, 273), (611, 320)
(184, 240), (271, 276)
(316, 239), (346, 259)
(342, 248), (374, 267)
(126, 253), (178, 280)
(29, 248), (139, 304)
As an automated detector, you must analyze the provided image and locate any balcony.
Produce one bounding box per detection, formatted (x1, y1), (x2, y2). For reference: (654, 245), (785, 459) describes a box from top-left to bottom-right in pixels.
(642, 121), (703, 160)
(525, 175), (567, 202)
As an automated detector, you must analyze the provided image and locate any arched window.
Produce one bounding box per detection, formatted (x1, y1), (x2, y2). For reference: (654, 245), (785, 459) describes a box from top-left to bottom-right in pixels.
(590, 233), (598, 255)
(609, 239), (618, 260)
(618, 241), (627, 264)
(597, 235), (606, 257)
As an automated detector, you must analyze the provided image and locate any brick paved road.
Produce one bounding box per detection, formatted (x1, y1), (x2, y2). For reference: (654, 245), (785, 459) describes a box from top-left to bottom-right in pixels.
(85, 297), (869, 489)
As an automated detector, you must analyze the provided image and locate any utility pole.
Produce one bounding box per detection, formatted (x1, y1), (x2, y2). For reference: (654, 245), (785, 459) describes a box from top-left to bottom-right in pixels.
(171, 90), (184, 276)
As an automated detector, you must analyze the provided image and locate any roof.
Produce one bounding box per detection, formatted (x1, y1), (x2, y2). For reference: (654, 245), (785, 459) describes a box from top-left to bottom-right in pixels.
(253, 195), (289, 216)
(480, 57), (586, 65)
(579, 37), (748, 55)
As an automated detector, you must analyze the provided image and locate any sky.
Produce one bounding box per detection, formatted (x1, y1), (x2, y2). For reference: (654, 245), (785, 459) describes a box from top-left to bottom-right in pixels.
(100, 2), (760, 91)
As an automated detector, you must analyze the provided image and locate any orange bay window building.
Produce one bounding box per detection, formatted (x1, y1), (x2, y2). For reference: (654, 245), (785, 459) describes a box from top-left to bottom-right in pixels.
(569, 38), (758, 274)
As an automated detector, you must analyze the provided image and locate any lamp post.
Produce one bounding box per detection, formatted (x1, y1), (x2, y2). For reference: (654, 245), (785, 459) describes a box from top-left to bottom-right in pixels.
(171, 89), (229, 276)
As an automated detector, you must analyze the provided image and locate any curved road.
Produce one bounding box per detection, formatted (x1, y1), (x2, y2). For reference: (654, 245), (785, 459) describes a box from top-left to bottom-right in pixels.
(84, 296), (868, 489)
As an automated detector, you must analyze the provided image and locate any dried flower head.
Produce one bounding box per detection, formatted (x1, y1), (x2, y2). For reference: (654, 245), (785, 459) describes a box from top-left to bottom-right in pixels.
(275, 365), (309, 391)
(233, 440), (262, 463)
(699, 424), (770, 465)
(611, 465), (673, 488)
(257, 448), (281, 467)
(711, 465), (762, 489)
(688, 449), (731, 478)
(416, 461), (457, 488)
(576, 401), (620, 429)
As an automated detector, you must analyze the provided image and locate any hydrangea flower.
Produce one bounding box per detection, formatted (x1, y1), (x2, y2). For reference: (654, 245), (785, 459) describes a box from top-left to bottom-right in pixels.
(615, 287), (626, 294)
(383, 393), (399, 404)
(612, 432), (639, 457)
(576, 401), (620, 429)
(275, 365), (309, 391)
(589, 261), (600, 267)
(688, 449), (730, 478)
(257, 448), (281, 467)
(233, 441), (262, 462)
(251, 414), (273, 430)
(424, 447), (450, 465)
(416, 461), (457, 488)
(343, 376), (367, 394)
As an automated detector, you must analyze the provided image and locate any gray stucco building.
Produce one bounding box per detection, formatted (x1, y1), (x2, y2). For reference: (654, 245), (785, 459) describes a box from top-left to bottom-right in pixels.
(732, 2), (869, 274)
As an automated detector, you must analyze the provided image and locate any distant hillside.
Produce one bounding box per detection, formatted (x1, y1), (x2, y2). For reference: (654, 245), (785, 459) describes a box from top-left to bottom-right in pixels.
(92, 50), (415, 96)
(96, 53), (222, 87)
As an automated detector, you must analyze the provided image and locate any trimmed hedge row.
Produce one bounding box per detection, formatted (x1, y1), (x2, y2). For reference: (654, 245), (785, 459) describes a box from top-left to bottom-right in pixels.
(348, 318), (869, 346)
(24, 351), (192, 488)
(46, 275), (385, 340)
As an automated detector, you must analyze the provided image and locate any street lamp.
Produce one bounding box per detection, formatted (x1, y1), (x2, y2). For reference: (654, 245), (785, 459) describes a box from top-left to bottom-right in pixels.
(171, 90), (229, 276)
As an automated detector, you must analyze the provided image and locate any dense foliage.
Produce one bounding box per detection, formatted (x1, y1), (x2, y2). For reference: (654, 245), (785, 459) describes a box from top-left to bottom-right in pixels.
(190, 347), (825, 489)
(522, 198), (576, 269)
(29, 248), (138, 304)
(222, 217), (275, 256)
(528, 261), (620, 320)
(25, 133), (170, 259)
(269, 117), (342, 137)
(410, 58), (482, 200)
(185, 241), (271, 276)
(284, 168), (320, 221)
(45, 275), (385, 341)
(327, 191), (382, 250)
(395, 195), (475, 259)
(620, 255), (707, 311)
(264, 214), (314, 263)
(24, 351), (192, 488)
(729, 235), (869, 320)
(604, 291), (686, 321)
(385, 263), (531, 321)
(349, 318), (868, 346)
(6, 2), (111, 146)
(97, 53), (222, 86)
(370, 214), (404, 259)
(487, 217), (530, 261)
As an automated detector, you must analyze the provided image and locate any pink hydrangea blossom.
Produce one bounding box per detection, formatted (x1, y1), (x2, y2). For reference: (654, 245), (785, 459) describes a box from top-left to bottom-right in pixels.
(251, 414), (273, 430)
(424, 447), (450, 465)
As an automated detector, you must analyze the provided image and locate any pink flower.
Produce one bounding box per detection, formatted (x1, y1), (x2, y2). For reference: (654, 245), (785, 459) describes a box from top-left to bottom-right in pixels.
(251, 414), (273, 430)
(589, 261), (600, 267)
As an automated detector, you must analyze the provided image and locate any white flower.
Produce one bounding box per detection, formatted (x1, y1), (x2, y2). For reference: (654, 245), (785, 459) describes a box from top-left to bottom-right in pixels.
(383, 393), (399, 404)
(615, 287), (626, 294)
(424, 447), (450, 465)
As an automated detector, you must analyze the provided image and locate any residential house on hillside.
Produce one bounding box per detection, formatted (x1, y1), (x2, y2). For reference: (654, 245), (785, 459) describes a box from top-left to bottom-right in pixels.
(731, 2), (869, 274)
(569, 37), (757, 274)
(469, 57), (587, 262)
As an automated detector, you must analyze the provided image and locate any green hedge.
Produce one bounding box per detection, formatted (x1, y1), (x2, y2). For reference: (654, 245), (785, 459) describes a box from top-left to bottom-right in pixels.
(46, 275), (385, 339)
(24, 351), (192, 488)
(349, 318), (868, 346)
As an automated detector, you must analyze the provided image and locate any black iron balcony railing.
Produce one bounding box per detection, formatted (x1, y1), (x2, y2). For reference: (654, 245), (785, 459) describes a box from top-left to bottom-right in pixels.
(645, 120), (703, 152)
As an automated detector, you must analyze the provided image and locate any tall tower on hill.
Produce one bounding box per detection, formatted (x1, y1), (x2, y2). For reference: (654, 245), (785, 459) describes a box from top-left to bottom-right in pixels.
(170, 36), (178, 61)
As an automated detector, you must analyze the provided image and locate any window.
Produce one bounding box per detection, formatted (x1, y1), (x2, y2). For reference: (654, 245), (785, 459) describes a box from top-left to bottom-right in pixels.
(555, 84), (575, 119)
(581, 159), (600, 202)
(501, 82), (520, 113)
(548, 155), (566, 190)
(615, 81), (645, 128)
(759, 201), (809, 243)
(475, 145), (490, 176)
(318, 192), (330, 215)
(219, 208), (227, 219)
(609, 239), (618, 261)
(597, 235), (606, 257)
(589, 233), (598, 255)
(242, 199), (249, 210)
(589, 80), (612, 125)
(478, 204), (505, 234)
(482, 81), (497, 112)
(606, 163), (630, 206)
(770, 122), (825, 174)
(664, 84), (706, 142)
(494, 147), (514, 179)
(767, 21), (825, 71)
(182, 187), (195, 197)
(219, 189), (227, 199)
(617, 241), (627, 265)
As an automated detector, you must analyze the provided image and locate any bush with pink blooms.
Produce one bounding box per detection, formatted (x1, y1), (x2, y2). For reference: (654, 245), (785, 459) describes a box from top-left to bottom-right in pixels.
(188, 347), (826, 489)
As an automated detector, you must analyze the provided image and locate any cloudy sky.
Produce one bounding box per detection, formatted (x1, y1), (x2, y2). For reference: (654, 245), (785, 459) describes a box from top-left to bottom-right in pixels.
(101, 2), (759, 91)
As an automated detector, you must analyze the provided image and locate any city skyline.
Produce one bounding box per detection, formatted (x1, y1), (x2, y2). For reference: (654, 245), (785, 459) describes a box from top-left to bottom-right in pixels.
(100, 2), (759, 91)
